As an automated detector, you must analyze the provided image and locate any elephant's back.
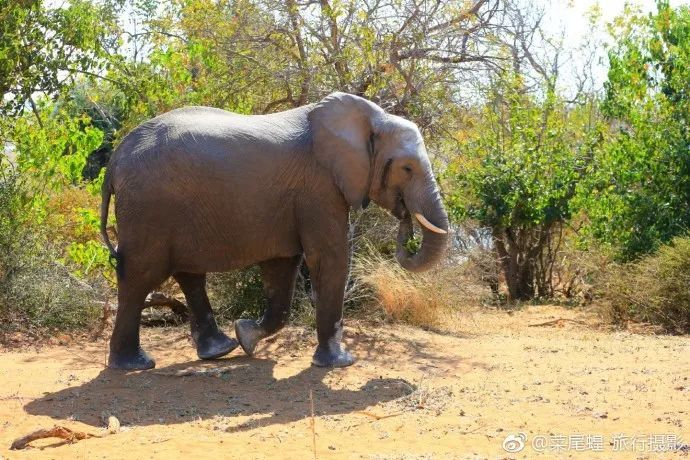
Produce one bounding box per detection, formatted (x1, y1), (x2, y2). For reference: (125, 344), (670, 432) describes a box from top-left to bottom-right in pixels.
(110, 105), (311, 187)
(116, 105), (309, 157)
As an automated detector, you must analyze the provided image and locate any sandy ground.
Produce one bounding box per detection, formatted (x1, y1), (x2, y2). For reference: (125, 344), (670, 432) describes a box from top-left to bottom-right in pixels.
(0, 305), (688, 459)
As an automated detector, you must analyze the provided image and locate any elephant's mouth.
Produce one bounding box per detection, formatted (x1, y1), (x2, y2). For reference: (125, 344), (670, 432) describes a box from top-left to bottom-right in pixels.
(392, 194), (409, 221)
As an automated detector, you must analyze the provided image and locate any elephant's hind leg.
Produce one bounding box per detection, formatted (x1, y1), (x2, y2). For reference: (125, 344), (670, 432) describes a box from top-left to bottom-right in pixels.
(109, 265), (166, 370)
(174, 272), (238, 360)
(235, 256), (301, 356)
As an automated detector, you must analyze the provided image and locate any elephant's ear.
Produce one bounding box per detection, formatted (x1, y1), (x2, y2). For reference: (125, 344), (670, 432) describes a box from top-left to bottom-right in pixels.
(309, 92), (385, 210)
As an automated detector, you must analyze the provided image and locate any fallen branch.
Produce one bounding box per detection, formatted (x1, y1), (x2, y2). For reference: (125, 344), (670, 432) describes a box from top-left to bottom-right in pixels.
(528, 318), (589, 327)
(356, 410), (405, 420)
(144, 292), (189, 319)
(154, 365), (240, 377)
(140, 292), (190, 326)
(10, 426), (98, 450)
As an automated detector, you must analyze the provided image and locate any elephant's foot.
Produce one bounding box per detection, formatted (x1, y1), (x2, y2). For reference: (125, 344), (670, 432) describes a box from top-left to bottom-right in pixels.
(234, 319), (267, 356)
(108, 348), (156, 370)
(196, 330), (239, 360)
(312, 343), (354, 368)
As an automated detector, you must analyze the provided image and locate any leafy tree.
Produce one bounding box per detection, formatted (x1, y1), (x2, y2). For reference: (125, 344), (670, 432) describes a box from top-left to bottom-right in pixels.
(2, 98), (100, 201)
(0, 0), (116, 118)
(446, 73), (596, 300)
(135, 0), (508, 137)
(577, 1), (690, 260)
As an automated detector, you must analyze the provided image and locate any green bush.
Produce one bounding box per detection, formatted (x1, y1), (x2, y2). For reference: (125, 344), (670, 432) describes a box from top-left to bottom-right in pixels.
(206, 267), (266, 322)
(578, 2), (690, 261)
(0, 170), (101, 332)
(600, 235), (690, 333)
(206, 266), (315, 326)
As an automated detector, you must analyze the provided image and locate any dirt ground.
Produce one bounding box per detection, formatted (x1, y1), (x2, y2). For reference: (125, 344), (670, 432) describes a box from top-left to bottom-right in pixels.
(0, 305), (688, 459)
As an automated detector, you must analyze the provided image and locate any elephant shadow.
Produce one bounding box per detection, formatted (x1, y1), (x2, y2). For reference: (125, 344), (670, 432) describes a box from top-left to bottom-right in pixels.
(23, 357), (416, 433)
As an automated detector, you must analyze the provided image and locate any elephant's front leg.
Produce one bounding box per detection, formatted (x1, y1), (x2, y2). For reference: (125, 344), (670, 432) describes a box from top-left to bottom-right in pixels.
(173, 272), (238, 360)
(235, 256), (302, 356)
(305, 247), (354, 368)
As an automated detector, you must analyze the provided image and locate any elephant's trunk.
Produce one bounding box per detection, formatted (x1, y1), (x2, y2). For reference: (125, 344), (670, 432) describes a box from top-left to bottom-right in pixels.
(395, 179), (449, 272)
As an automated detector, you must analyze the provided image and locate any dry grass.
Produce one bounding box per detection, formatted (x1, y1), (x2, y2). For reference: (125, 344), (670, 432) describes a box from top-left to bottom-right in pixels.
(597, 235), (690, 333)
(351, 252), (488, 330)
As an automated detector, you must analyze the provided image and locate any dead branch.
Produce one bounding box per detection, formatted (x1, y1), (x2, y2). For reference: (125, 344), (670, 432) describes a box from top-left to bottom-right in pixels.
(144, 292), (189, 320)
(356, 410), (405, 420)
(528, 318), (589, 327)
(154, 365), (239, 377)
(10, 426), (98, 450)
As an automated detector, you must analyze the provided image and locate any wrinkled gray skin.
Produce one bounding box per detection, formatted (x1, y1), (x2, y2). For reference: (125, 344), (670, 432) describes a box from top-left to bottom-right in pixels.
(100, 92), (449, 370)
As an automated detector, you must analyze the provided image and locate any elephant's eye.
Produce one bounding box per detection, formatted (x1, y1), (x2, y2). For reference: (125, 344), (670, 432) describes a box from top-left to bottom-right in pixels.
(402, 165), (413, 173)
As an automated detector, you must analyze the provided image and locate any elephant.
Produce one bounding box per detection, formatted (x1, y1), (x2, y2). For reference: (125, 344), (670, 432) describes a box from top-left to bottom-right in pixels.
(99, 92), (449, 370)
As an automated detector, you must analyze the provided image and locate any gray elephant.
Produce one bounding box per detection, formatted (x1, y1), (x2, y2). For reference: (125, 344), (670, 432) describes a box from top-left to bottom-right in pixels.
(100, 92), (449, 370)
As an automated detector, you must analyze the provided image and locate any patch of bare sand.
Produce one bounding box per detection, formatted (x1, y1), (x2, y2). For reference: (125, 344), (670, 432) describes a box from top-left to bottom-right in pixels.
(0, 306), (688, 459)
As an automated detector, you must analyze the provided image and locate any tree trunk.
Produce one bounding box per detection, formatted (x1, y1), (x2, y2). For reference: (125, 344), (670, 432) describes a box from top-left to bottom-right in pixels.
(493, 226), (537, 301)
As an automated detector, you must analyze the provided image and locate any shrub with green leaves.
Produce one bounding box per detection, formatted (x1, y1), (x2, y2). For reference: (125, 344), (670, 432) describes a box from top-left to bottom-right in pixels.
(206, 266), (314, 326)
(0, 170), (101, 331)
(206, 268), (266, 322)
(0, 107), (104, 333)
(577, 1), (690, 260)
(446, 72), (597, 300)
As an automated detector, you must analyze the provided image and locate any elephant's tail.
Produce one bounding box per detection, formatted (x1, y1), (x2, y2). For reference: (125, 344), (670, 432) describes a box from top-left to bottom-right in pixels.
(100, 164), (121, 276)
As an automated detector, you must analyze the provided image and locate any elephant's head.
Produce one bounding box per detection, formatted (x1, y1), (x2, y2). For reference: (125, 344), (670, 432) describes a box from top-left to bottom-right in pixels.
(309, 92), (449, 272)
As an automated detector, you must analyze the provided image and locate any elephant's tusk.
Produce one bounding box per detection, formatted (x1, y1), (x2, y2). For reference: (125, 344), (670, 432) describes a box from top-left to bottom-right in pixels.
(414, 213), (447, 234)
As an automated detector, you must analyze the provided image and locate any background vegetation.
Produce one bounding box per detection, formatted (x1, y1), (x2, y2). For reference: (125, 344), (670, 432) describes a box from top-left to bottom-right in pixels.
(1, 0), (688, 336)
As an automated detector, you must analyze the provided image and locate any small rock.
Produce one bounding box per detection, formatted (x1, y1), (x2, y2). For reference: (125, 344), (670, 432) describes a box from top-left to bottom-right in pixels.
(107, 415), (121, 433)
(593, 411), (608, 419)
